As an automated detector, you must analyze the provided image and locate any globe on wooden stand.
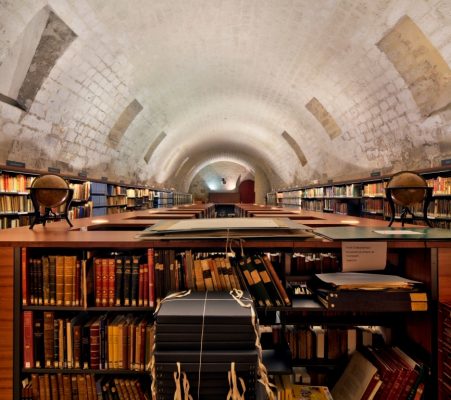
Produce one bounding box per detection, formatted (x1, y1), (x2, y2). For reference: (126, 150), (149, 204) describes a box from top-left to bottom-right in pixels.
(385, 171), (433, 227)
(29, 174), (74, 228)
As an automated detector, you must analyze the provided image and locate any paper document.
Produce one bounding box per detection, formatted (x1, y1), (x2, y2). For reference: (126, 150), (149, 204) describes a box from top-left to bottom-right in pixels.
(342, 242), (387, 272)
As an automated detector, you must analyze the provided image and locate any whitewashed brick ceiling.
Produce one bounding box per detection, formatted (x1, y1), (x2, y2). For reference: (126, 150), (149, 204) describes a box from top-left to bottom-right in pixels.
(0, 0), (450, 189)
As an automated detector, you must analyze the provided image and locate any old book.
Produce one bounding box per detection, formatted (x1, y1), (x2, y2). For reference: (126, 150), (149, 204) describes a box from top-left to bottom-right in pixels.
(35, 258), (43, 305)
(55, 256), (65, 306)
(38, 375), (46, 400)
(114, 256), (124, 306)
(33, 316), (44, 368)
(201, 258), (214, 291)
(49, 374), (58, 400)
(207, 258), (219, 290)
(213, 258), (226, 290)
(42, 255), (50, 305)
(29, 258), (36, 305)
(142, 258), (149, 306)
(43, 311), (54, 368)
(254, 255), (284, 306)
(138, 261), (144, 306)
(331, 351), (378, 400)
(311, 326), (325, 359)
(64, 256), (76, 306)
(62, 374), (72, 400)
(71, 313), (89, 369)
(101, 258), (109, 306)
(184, 250), (195, 290)
(58, 319), (65, 368)
(77, 374), (88, 400)
(262, 254), (291, 306)
(90, 317), (101, 369)
(48, 255), (56, 305)
(53, 318), (59, 368)
(218, 258), (232, 290)
(23, 311), (34, 369)
(107, 258), (115, 307)
(74, 259), (81, 306)
(123, 256), (132, 306)
(131, 256), (140, 306)
(194, 259), (205, 291)
(293, 385), (333, 400)
(148, 248), (155, 307)
(57, 373), (64, 400)
(94, 258), (102, 306)
(31, 374), (40, 400)
(21, 248), (28, 306)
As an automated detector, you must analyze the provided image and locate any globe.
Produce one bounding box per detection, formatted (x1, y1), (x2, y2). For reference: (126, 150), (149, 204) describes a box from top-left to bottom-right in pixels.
(386, 171), (427, 206)
(31, 174), (70, 208)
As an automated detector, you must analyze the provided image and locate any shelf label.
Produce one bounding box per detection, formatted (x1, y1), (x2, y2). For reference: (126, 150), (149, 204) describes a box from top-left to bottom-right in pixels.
(78, 171), (87, 178)
(6, 160), (25, 168)
(342, 241), (387, 272)
(370, 171), (381, 177)
(47, 167), (60, 174)
(101, 176), (108, 182)
(441, 158), (451, 166)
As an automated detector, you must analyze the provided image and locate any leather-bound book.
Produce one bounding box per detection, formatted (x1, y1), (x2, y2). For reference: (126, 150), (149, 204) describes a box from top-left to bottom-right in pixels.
(48, 256), (56, 305)
(43, 311), (54, 368)
(55, 256), (65, 306)
(114, 256), (124, 306)
(42, 255), (50, 305)
(94, 258), (102, 307)
(23, 310), (34, 369)
(33, 316), (44, 368)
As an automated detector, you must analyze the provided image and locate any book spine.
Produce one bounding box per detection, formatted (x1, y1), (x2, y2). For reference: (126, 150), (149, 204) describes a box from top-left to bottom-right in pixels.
(55, 256), (65, 306)
(33, 316), (44, 368)
(255, 255), (283, 306)
(138, 262), (144, 306)
(74, 259), (81, 306)
(43, 311), (54, 368)
(64, 256), (75, 306)
(49, 256), (56, 305)
(73, 324), (82, 369)
(142, 259), (149, 307)
(50, 374), (58, 400)
(123, 257), (132, 306)
(101, 258), (108, 307)
(23, 311), (34, 368)
(21, 249), (28, 306)
(114, 257), (123, 306)
(148, 248), (155, 307)
(262, 255), (291, 306)
(108, 258), (115, 307)
(53, 318), (59, 368)
(36, 259), (43, 305)
(90, 322), (100, 369)
(42, 256), (50, 305)
(94, 258), (102, 307)
(131, 256), (140, 306)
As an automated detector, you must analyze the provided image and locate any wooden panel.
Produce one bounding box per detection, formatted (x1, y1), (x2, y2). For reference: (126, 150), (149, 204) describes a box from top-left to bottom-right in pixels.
(0, 248), (13, 397)
(439, 248), (451, 303)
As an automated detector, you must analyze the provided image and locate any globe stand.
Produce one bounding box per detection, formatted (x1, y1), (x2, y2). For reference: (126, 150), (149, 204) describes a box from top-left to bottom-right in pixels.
(29, 187), (74, 229)
(385, 186), (433, 227)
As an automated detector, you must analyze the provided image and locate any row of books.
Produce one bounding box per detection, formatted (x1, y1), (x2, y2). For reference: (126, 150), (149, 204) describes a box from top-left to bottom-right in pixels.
(23, 311), (154, 371)
(427, 176), (451, 195)
(323, 199), (349, 214)
(301, 199), (324, 212)
(67, 203), (93, 220)
(363, 182), (386, 197)
(0, 215), (30, 229)
(107, 207), (128, 215)
(0, 173), (35, 193)
(237, 254), (290, 307)
(21, 374), (149, 400)
(90, 182), (108, 195)
(107, 196), (127, 206)
(69, 182), (91, 201)
(94, 255), (152, 307)
(25, 256), (83, 307)
(284, 325), (390, 361)
(362, 198), (384, 214)
(290, 252), (340, 275)
(271, 346), (427, 400)
(0, 195), (33, 213)
(91, 194), (107, 207)
(107, 185), (127, 196)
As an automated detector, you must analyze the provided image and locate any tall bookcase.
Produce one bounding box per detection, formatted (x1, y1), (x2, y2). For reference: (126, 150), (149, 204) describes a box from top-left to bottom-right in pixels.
(268, 167), (451, 228)
(1, 219), (448, 399)
(0, 165), (193, 229)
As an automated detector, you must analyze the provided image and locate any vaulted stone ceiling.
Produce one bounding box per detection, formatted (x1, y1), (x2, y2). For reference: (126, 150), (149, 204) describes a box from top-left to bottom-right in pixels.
(0, 0), (450, 196)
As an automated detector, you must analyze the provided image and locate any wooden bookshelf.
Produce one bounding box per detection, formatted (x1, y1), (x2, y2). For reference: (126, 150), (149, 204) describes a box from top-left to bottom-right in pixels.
(0, 209), (448, 398)
(267, 166), (451, 229)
